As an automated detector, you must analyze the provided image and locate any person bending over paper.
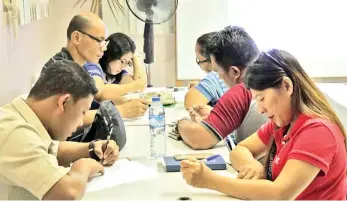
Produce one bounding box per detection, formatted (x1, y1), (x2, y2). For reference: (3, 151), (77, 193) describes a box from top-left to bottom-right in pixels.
(0, 61), (119, 200)
(178, 26), (267, 150)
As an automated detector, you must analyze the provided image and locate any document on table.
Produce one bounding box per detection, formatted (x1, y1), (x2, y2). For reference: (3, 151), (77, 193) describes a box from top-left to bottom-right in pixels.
(86, 159), (158, 192)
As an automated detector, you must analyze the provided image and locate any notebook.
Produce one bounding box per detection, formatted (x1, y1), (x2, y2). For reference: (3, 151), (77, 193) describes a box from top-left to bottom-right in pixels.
(161, 154), (227, 172)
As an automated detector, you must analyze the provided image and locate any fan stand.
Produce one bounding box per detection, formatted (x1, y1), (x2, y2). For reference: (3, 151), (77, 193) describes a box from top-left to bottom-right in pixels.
(144, 17), (154, 88)
(145, 64), (153, 87)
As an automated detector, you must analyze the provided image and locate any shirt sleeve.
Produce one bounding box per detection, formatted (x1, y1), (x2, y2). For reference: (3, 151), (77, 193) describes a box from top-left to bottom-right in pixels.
(84, 63), (103, 78)
(257, 121), (275, 145)
(200, 83), (252, 140)
(288, 123), (337, 175)
(0, 124), (69, 200)
(195, 79), (214, 102)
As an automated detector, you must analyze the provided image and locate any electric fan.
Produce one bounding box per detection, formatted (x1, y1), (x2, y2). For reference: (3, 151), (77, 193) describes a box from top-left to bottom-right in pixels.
(125, 0), (178, 87)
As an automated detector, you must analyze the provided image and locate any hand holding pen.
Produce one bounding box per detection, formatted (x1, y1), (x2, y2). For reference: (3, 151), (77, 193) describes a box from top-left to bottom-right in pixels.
(180, 155), (220, 189)
(93, 137), (119, 166)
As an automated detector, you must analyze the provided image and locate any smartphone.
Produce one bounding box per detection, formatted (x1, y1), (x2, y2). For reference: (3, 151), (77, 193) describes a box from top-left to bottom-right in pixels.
(174, 153), (214, 161)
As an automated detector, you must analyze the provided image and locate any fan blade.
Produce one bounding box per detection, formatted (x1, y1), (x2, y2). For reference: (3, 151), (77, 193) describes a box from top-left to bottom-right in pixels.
(73, 0), (82, 7)
(110, 0), (120, 16)
(114, 0), (126, 16)
(107, 0), (118, 23)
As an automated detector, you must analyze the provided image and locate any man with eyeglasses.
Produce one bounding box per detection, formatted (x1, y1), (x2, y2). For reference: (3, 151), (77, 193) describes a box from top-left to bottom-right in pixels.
(41, 13), (148, 139)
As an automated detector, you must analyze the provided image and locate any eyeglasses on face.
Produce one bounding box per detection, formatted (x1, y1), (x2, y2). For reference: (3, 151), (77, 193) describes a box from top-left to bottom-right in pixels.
(120, 59), (133, 68)
(196, 57), (211, 66)
(78, 30), (109, 49)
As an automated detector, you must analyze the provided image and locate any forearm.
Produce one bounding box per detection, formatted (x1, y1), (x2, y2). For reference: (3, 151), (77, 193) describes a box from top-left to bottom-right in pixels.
(133, 56), (147, 84)
(208, 174), (281, 200)
(178, 120), (218, 149)
(229, 145), (259, 171)
(101, 84), (136, 100)
(83, 110), (97, 126)
(57, 142), (89, 166)
(184, 88), (209, 109)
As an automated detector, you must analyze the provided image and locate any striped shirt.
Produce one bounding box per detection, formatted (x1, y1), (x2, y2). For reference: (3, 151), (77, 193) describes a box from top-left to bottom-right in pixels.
(195, 71), (229, 107)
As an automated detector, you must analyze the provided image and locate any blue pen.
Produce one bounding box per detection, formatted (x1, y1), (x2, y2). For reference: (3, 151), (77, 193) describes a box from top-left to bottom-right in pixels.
(200, 154), (220, 162)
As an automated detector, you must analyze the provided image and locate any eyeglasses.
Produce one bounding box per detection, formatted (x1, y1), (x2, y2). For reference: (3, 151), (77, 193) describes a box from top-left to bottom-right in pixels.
(78, 30), (109, 49)
(120, 59), (133, 68)
(196, 57), (210, 65)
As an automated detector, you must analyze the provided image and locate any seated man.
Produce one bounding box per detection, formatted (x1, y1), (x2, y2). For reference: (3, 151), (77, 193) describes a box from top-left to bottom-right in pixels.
(0, 60), (119, 200)
(184, 32), (229, 109)
(42, 13), (148, 126)
(178, 26), (268, 150)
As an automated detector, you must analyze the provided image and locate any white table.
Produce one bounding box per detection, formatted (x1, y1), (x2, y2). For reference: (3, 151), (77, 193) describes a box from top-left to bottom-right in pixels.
(84, 94), (239, 200)
(123, 106), (188, 126)
(122, 88), (188, 126)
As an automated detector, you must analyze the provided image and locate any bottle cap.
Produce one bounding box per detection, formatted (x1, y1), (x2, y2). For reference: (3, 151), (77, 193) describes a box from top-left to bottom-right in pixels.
(152, 97), (161, 102)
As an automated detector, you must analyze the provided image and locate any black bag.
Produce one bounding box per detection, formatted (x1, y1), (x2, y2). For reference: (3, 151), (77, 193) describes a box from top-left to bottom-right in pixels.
(68, 101), (127, 150)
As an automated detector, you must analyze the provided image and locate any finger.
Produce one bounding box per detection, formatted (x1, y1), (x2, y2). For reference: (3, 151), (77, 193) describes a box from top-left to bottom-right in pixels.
(140, 98), (150, 104)
(251, 174), (260, 180)
(93, 142), (104, 160)
(187, 158), (199, 162)
(180, 160), (193, 168)
(237, 171), (246, 179)
(242, 172), (255, 180)
(104, 159), (117, 166)
(141, 104), (149, 110)
(97, 164), (105, 175)
(104, 149), (119, 165)
(104, 141), (118, 158)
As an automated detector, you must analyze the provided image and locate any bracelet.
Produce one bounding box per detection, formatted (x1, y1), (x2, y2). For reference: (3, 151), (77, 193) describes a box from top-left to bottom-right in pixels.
(88, 140), (100, 161)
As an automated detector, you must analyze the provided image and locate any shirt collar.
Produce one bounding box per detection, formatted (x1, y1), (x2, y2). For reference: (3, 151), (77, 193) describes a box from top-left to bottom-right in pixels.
(61, 47), (74, 61)
(12, 97), (52, 144)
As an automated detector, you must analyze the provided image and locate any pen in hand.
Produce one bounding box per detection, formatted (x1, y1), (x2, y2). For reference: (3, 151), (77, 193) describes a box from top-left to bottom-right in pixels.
(100, 135), (110, 165)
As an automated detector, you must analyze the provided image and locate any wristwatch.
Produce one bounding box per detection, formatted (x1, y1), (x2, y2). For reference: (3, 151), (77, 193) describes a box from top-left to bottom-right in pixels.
(88, 140), (100, 161)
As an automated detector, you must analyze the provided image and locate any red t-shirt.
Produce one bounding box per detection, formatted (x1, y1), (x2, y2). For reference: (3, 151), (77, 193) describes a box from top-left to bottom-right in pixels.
(200, 83), (252, 140)
(258, 113), (347, 200)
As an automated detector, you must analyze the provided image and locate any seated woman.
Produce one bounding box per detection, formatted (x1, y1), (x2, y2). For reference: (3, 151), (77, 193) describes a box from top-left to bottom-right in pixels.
(85, 32), (148, 111)
(184, 32), (229, 109)
(181, 49), (346, 200)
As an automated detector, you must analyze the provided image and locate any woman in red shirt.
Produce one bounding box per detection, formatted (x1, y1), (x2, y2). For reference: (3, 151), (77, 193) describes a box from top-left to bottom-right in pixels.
(180, 49), (347, 200)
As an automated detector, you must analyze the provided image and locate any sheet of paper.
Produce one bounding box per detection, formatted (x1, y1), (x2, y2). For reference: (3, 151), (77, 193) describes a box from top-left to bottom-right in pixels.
(86, 159), (158, 192)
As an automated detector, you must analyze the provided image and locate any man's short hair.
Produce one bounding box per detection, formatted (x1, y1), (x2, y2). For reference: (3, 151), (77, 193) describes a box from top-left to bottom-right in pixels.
(29, 60), (98, 102)
(209, 26), (259, 72)
(66, 15), (91, 40)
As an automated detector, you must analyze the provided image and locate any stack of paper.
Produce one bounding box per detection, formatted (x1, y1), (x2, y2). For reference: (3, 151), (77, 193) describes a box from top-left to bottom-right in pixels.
(86, 159), (158, 192)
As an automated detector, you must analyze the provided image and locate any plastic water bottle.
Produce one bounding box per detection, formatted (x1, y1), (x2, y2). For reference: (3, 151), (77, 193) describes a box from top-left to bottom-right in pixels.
(149, 97), (167, 158)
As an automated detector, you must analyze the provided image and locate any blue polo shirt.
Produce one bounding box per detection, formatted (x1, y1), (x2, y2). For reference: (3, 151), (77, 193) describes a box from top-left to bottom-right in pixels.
(195, 71), (229, 106)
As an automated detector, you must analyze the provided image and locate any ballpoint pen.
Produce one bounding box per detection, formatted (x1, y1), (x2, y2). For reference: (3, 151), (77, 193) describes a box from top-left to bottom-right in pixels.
(200, 154), (220, 162)
(100, 116), (113, 165)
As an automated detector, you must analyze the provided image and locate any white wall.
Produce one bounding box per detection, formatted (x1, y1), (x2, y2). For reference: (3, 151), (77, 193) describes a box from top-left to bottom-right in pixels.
(176, 0), (347, 80)
(228, 0), (347, 78)
(176, 0), (229, 80)
(0, 0), (91, 105)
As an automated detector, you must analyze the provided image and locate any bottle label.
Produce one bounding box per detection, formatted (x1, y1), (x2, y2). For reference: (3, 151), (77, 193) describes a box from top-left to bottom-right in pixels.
(149, 115), (165, 128)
